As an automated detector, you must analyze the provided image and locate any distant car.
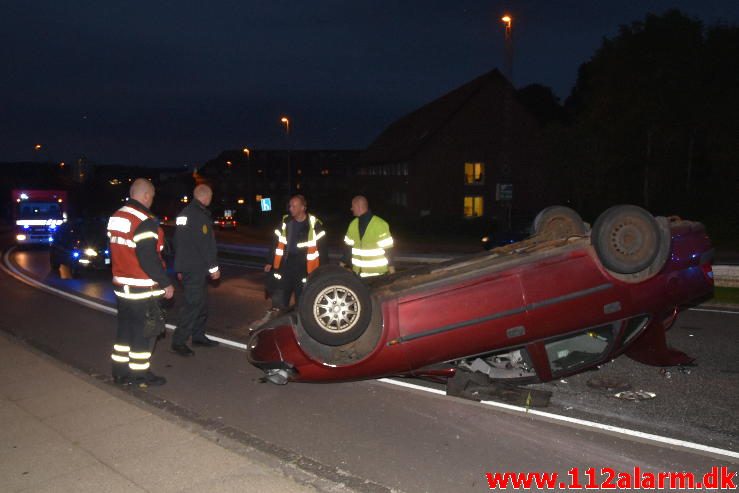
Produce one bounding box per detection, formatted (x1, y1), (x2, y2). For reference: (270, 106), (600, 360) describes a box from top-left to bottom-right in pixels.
(159, 215), (176, 227)
(49, 218), (110, 277)
(248, 205), (714, 386)
(481, 223), (532, 250)
(215, 216), (237, 230)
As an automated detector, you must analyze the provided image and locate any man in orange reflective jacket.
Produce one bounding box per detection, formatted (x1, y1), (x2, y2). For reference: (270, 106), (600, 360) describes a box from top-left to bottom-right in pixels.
(264, 194), (327, 311)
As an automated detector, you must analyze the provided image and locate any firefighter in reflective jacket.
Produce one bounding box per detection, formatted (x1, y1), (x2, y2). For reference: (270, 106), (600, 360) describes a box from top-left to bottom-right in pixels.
(107, 179), (173, 387)
(264, 194), (327, 310)
(342, 195), (395, 277)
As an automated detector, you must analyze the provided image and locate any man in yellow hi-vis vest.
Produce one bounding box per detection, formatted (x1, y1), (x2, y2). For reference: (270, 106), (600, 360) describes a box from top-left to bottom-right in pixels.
(264, 194), (327, 310)
(342, 195), (395, 277)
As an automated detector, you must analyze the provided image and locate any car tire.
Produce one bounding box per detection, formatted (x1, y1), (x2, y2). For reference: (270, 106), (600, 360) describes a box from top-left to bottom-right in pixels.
(298, 265), (372, 347)
(49, 254), (60, 276)
(533, 206), (588, 239)
(592, 205), (665, 275)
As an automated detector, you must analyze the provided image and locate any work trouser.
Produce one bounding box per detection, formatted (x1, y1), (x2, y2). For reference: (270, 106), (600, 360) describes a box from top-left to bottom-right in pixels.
(111, 296), (157, 379)
(173, 272), (208, 345)
(271, 255), (308, 309)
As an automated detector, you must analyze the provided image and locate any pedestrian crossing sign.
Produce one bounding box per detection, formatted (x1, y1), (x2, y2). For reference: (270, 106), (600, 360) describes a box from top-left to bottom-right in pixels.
(260, 198), (272, 212)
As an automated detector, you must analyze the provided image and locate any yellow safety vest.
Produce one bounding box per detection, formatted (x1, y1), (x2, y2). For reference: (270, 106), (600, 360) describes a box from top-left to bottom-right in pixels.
(344, 215), (393, 277)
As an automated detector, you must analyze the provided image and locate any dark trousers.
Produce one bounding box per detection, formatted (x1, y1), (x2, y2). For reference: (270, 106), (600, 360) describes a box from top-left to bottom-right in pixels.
(173, 272), (208, 345)
(272, 256), (307, 309)
(112, 297), (156, 379)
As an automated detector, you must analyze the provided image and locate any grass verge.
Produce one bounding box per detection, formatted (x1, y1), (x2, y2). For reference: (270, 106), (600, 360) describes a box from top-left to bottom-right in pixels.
(711, 287), (739, 305)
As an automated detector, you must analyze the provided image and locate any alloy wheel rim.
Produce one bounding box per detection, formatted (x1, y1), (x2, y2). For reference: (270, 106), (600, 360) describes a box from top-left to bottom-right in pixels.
(313, 285), (361, 334)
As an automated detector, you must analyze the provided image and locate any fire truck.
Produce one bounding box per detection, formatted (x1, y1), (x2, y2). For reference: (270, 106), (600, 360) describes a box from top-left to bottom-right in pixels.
(13, 189), (68, 245)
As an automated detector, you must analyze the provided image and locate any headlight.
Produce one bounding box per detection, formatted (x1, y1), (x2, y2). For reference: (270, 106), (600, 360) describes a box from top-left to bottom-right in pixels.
(481, 236), (489, 242)
(16, 234), (27, 241)
(84, 248), (98, 257)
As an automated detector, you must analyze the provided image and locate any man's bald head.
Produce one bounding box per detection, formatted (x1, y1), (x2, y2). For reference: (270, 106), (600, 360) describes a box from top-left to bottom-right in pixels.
(193, 184), (213, 207)
(351, 195), (368, 217)
(130, 179), (155, 208)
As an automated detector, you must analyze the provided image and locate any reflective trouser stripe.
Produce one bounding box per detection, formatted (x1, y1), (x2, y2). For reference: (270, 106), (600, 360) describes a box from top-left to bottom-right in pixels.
(129, 351), (151, 371)
(112, 343), (131, 363)
(129, 351), (152, 359)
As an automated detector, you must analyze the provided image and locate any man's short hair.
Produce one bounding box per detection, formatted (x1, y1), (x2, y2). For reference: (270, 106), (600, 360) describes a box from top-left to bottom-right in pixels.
(290, 194), (307, 207)
(130, 178), (154, 199)
(193, 184), (212, 200)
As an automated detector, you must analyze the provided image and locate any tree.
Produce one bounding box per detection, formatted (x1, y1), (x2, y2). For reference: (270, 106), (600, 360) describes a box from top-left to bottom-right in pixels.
(562, 9), (738, 225)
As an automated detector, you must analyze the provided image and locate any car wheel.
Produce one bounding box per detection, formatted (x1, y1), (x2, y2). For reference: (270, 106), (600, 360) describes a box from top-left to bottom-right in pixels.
(592, 205), (664, 275)
(49, 254), (60, 276)
(533, 206), (588, 239)
(299, 265), (372, 346)
(70, 265), (80, 278)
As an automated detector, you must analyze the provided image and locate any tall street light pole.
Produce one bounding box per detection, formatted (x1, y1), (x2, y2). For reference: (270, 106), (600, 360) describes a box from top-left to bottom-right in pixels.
(501, 14), (513, 83)
(280, 116), (291, 196)
(242, 147), (252, 224)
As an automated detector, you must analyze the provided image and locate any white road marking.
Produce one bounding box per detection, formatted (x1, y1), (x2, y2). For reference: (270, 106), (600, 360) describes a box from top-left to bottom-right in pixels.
(688, 307), (739, 315)
(3, 248), (737, 460)
(1, 249), (247, 350)
(378, 378), (739, 460)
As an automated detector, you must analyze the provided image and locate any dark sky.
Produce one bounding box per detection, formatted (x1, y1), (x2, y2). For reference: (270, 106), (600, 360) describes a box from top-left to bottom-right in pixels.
(2, 1), (738, 167)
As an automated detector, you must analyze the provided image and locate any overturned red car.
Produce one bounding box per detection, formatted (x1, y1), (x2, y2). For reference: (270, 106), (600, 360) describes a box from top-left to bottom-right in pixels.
(247, 205), (714, 386)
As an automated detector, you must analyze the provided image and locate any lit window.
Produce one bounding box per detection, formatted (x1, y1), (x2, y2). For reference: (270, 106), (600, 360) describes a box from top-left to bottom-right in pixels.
(463, 196), (484, 217)
(464, 162), (485, 184)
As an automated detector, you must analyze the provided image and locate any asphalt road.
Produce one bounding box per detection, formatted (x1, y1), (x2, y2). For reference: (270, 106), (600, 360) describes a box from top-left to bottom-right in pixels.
(2, 245), (737, 492)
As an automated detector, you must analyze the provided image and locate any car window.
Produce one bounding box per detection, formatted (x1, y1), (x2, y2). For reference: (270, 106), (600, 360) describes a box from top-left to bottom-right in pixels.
(544, 322), (619, 376)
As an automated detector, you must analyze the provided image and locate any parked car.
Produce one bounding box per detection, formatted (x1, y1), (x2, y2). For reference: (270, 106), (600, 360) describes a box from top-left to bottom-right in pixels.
(49, 217), (110, 278)
(481, 222), (531, 250)
(248, 205), (714, 386)
(215, 216), (237, 230)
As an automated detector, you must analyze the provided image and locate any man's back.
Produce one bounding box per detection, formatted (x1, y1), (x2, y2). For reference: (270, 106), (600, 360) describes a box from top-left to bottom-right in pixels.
(174, 201), (215, 273)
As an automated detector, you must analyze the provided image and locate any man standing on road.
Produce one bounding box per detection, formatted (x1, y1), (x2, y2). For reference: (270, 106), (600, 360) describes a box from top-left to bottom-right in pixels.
(264, 194), (327, 312)
(342, 195), (395, 277)
(107, 178), (174, 387)
(172, 184), (221, 356)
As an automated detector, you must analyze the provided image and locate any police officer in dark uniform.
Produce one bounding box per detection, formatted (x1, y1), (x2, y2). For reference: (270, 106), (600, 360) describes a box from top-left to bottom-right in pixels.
(171, 184), (220, 356)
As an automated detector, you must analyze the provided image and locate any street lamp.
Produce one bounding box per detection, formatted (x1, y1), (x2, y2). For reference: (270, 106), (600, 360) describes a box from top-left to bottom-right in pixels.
(242, 147), (253, 224)
(280, 116), (292, 195)
(501, 14), (513, 82)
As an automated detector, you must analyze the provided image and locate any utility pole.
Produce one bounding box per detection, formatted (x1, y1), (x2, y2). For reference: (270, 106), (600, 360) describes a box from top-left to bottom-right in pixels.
(501, 15), (513, 83)
(280, 116), (291, 197)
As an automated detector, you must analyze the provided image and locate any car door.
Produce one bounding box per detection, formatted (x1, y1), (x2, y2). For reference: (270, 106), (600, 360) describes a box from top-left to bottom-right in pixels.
(396, 271), (528, 370)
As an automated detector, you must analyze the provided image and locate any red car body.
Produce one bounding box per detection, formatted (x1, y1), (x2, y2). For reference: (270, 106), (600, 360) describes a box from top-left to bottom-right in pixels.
(248, 215), (713, 385)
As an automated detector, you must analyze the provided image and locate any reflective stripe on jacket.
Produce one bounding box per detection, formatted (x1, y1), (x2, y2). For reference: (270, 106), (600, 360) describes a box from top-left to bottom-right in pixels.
(272, 214), (325, 274)
(344, 215), (393, 277)
(107, 203), (166, 299)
